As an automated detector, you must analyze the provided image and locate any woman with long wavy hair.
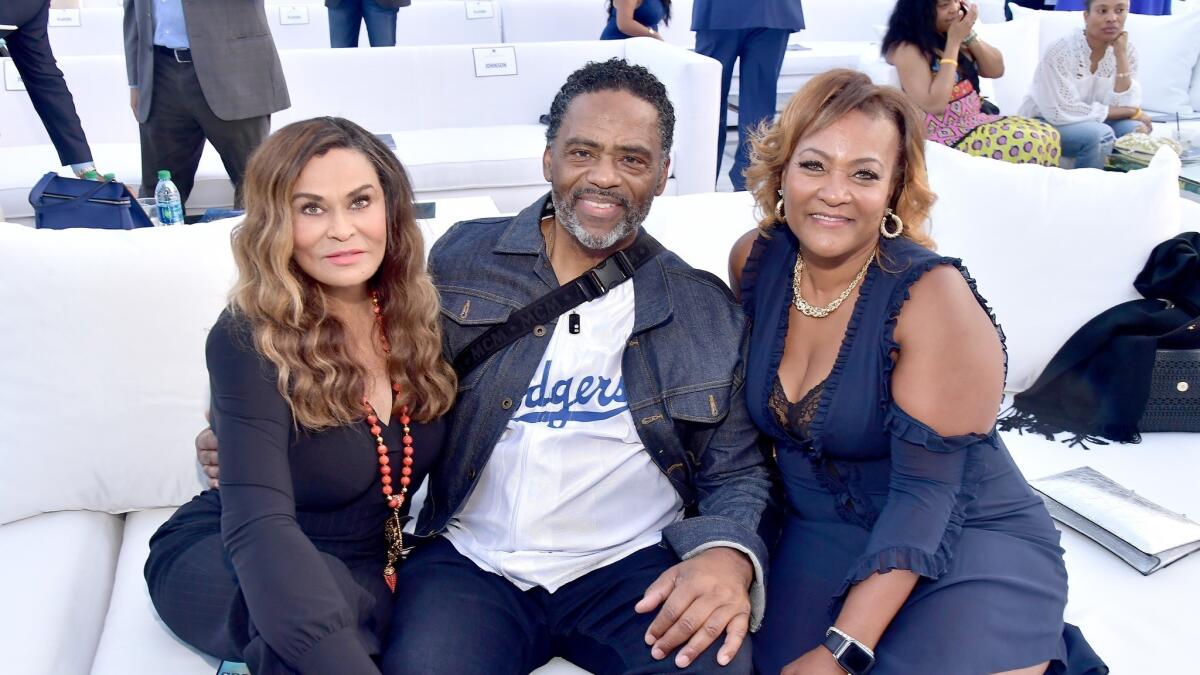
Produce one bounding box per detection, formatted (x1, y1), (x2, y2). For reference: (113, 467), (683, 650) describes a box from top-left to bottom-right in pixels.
(730, 70), (1104, 674)
(884, 0), (1061, 165)
(144, 117), (456, 675)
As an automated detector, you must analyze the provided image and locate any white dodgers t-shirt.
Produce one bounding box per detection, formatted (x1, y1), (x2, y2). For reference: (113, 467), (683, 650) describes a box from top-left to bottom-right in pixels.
(444, 281), (684, 591)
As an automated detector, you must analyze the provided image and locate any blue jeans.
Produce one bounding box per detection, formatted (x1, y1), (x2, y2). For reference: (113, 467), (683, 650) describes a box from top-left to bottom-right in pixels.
(328, 0), (398, 48)
(1053, 118), (1142, 169)
(382, 538), (753, 675)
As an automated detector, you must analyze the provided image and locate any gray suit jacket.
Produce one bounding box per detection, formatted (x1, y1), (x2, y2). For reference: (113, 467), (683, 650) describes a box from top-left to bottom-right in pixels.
(123, 0), (291, 123)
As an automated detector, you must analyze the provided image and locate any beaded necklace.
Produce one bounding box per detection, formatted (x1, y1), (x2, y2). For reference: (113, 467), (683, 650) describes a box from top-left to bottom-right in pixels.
(365, 291), (414, 592)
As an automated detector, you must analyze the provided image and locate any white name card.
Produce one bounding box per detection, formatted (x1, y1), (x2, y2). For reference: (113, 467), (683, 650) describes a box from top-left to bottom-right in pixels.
(49, 9), (83, 28)
(3, 59), (26, 92)
(473, 46), (517, 78)
(279, 5), (310, 26)
(465, 1), (495, 20)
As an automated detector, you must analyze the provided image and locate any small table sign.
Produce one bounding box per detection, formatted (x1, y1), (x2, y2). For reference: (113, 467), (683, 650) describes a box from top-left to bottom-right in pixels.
(473, 46), (517, 78)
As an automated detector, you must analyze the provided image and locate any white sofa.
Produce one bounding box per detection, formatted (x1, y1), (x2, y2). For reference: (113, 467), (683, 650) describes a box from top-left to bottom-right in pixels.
(0, 36), (719, 220)
(2, 137), (1199, 673)
(43, 3), (503, 57)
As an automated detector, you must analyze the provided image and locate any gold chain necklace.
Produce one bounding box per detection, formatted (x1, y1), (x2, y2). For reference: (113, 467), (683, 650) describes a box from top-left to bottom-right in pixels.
(791, 251), (875, 319)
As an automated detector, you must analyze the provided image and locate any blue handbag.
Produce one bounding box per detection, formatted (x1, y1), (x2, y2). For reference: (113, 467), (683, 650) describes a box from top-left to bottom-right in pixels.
(28, 172), (154, 230)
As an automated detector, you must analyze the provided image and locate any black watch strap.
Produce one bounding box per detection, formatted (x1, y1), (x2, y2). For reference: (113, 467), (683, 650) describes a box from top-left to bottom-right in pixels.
(823, 627), (876, 675)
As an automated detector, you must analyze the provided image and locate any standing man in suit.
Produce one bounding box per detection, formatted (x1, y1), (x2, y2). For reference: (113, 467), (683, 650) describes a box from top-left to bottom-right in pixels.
(326, 0), (411, 48)
(692, 0), (803, 191)
(123, 0), (290, 208)
(0, 0), (97, 177)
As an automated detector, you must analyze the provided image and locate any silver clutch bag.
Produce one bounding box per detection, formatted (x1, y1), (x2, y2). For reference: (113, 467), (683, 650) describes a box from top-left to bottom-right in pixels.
(1030, 466), (1200, 575)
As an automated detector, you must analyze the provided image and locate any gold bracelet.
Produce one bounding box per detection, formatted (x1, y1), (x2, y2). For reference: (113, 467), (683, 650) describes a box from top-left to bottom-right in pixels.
(1116, 71), (1132, 78)
(1133, 107), (1143, 118)
(938, 58), (958, 67)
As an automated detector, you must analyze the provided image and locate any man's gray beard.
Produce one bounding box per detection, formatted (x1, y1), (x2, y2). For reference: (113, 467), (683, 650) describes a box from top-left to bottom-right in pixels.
(551, 187), (653, 251)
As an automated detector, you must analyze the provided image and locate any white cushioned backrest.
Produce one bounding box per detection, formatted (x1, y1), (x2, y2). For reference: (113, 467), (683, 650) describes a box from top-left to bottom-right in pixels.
(500, 0), (609, 42)
(659, 0), (695, 49)
(397, 1), (504, 46)
(268, 2), (501, 49)
(1129, 10), (1200, 114)
(267, 4), (336, 49)
(272, 41), (625, 132)
(0, 55), (136, 147)
(1192, 55), (1200, 113)
(924, 143), (1182, 393)
(270, 2), (502, 49)
(974, 12), (1040, 114)
(801, 0), (897, 41)
(0, 220), (239, 524)
(641, 191), (759, 281)
(1014, 6), (1200, 114)
(976, 0), (1007, 24)
(47, 8), (125, 57)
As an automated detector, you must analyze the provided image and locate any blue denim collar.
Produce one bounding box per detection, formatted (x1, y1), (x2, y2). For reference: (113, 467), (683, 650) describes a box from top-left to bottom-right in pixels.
(491, 193), (672, 334)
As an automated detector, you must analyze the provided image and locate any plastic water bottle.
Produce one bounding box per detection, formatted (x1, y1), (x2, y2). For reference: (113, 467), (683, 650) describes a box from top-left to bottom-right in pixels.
(154, 170), (185, 226)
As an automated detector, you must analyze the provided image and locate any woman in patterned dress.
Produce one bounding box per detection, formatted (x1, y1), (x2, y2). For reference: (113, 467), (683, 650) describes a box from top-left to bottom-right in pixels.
(884, 0), (1062, 166)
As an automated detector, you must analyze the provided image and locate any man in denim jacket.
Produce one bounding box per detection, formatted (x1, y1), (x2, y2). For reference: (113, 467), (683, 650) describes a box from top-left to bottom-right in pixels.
(393, 59), (770, 674)
(199, 59), (770, 673)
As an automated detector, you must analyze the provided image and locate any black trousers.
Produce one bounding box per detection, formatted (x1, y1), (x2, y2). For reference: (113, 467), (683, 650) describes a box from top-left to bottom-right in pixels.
(139, 48), (270, 209)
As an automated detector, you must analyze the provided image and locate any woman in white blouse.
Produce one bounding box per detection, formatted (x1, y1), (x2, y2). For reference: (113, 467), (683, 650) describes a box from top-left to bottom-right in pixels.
(1018, 0), (1153, 169)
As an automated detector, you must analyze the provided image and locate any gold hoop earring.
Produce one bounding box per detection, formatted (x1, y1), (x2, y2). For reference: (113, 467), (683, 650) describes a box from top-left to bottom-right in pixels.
(775, 190), (786, 223)
(880, 209), (903, 239)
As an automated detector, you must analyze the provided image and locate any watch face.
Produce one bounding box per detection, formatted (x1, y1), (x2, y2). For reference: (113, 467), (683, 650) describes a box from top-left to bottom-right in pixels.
(839, 643), (875, 673)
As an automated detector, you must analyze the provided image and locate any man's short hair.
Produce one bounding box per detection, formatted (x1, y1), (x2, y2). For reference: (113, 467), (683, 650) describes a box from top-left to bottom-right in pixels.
(544, 58), (675, 158)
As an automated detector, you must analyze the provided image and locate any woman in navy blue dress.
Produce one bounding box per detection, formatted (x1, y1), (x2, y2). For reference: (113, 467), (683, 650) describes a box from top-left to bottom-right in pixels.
(730, 70), (1106, 674)
(600, 0), (670, 40)
(144, 118), (457, 674)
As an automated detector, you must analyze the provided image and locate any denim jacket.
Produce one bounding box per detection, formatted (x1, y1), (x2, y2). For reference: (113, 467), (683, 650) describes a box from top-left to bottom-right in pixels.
(415, 195), (772, 626)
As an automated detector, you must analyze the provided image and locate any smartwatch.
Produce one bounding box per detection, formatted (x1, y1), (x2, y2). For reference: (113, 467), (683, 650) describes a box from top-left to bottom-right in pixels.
(823, 626), (876, 675)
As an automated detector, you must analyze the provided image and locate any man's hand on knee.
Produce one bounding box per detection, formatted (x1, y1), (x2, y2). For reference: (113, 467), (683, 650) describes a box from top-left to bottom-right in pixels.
(635, 547), (753, 669)
(197, 410), (219, 488)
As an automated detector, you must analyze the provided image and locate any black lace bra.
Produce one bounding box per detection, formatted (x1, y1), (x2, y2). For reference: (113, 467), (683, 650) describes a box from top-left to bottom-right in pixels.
(769, 374), (826, 440)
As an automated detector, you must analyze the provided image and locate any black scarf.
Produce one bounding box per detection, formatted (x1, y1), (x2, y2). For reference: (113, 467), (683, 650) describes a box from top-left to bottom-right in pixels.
(999, 232), (1200, 446)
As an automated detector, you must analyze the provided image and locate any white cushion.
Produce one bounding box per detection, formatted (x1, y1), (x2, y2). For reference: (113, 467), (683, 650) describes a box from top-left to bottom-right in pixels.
(394, 124), (548, 192)
(1191, 54), (1200, 113)
(1002, 423), (1200, 675)
(798, 0), (896, 42)
(0, 511), (124, 674)
(91, 508), (220, 675)
(1014, 7), (1200, 114)
(500, 0), (608, 43)
(974, 12), (1041, 114)
(0, 220), (238, 524)
(641, 191), (759, 282)
(47, 8), (125, 57)
(924, 142), (1182, 393)
(780, 41), (879, 79)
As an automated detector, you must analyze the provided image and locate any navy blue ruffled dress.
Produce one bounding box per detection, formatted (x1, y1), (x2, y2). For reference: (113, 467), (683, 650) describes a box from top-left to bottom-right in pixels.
(742, 229), (1106, 674)
(599, 0), (667, 39)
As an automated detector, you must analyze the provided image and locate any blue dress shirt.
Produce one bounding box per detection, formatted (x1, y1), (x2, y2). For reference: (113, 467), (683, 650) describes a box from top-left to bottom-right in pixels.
(153, 0), (189, 49)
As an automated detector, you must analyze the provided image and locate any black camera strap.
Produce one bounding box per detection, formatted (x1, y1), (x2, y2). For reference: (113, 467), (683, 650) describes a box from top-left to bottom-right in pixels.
(452, 231), (665, 378)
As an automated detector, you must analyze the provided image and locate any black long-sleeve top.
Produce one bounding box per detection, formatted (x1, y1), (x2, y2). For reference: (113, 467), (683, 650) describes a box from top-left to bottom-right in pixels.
(208, 308), (444, 672)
